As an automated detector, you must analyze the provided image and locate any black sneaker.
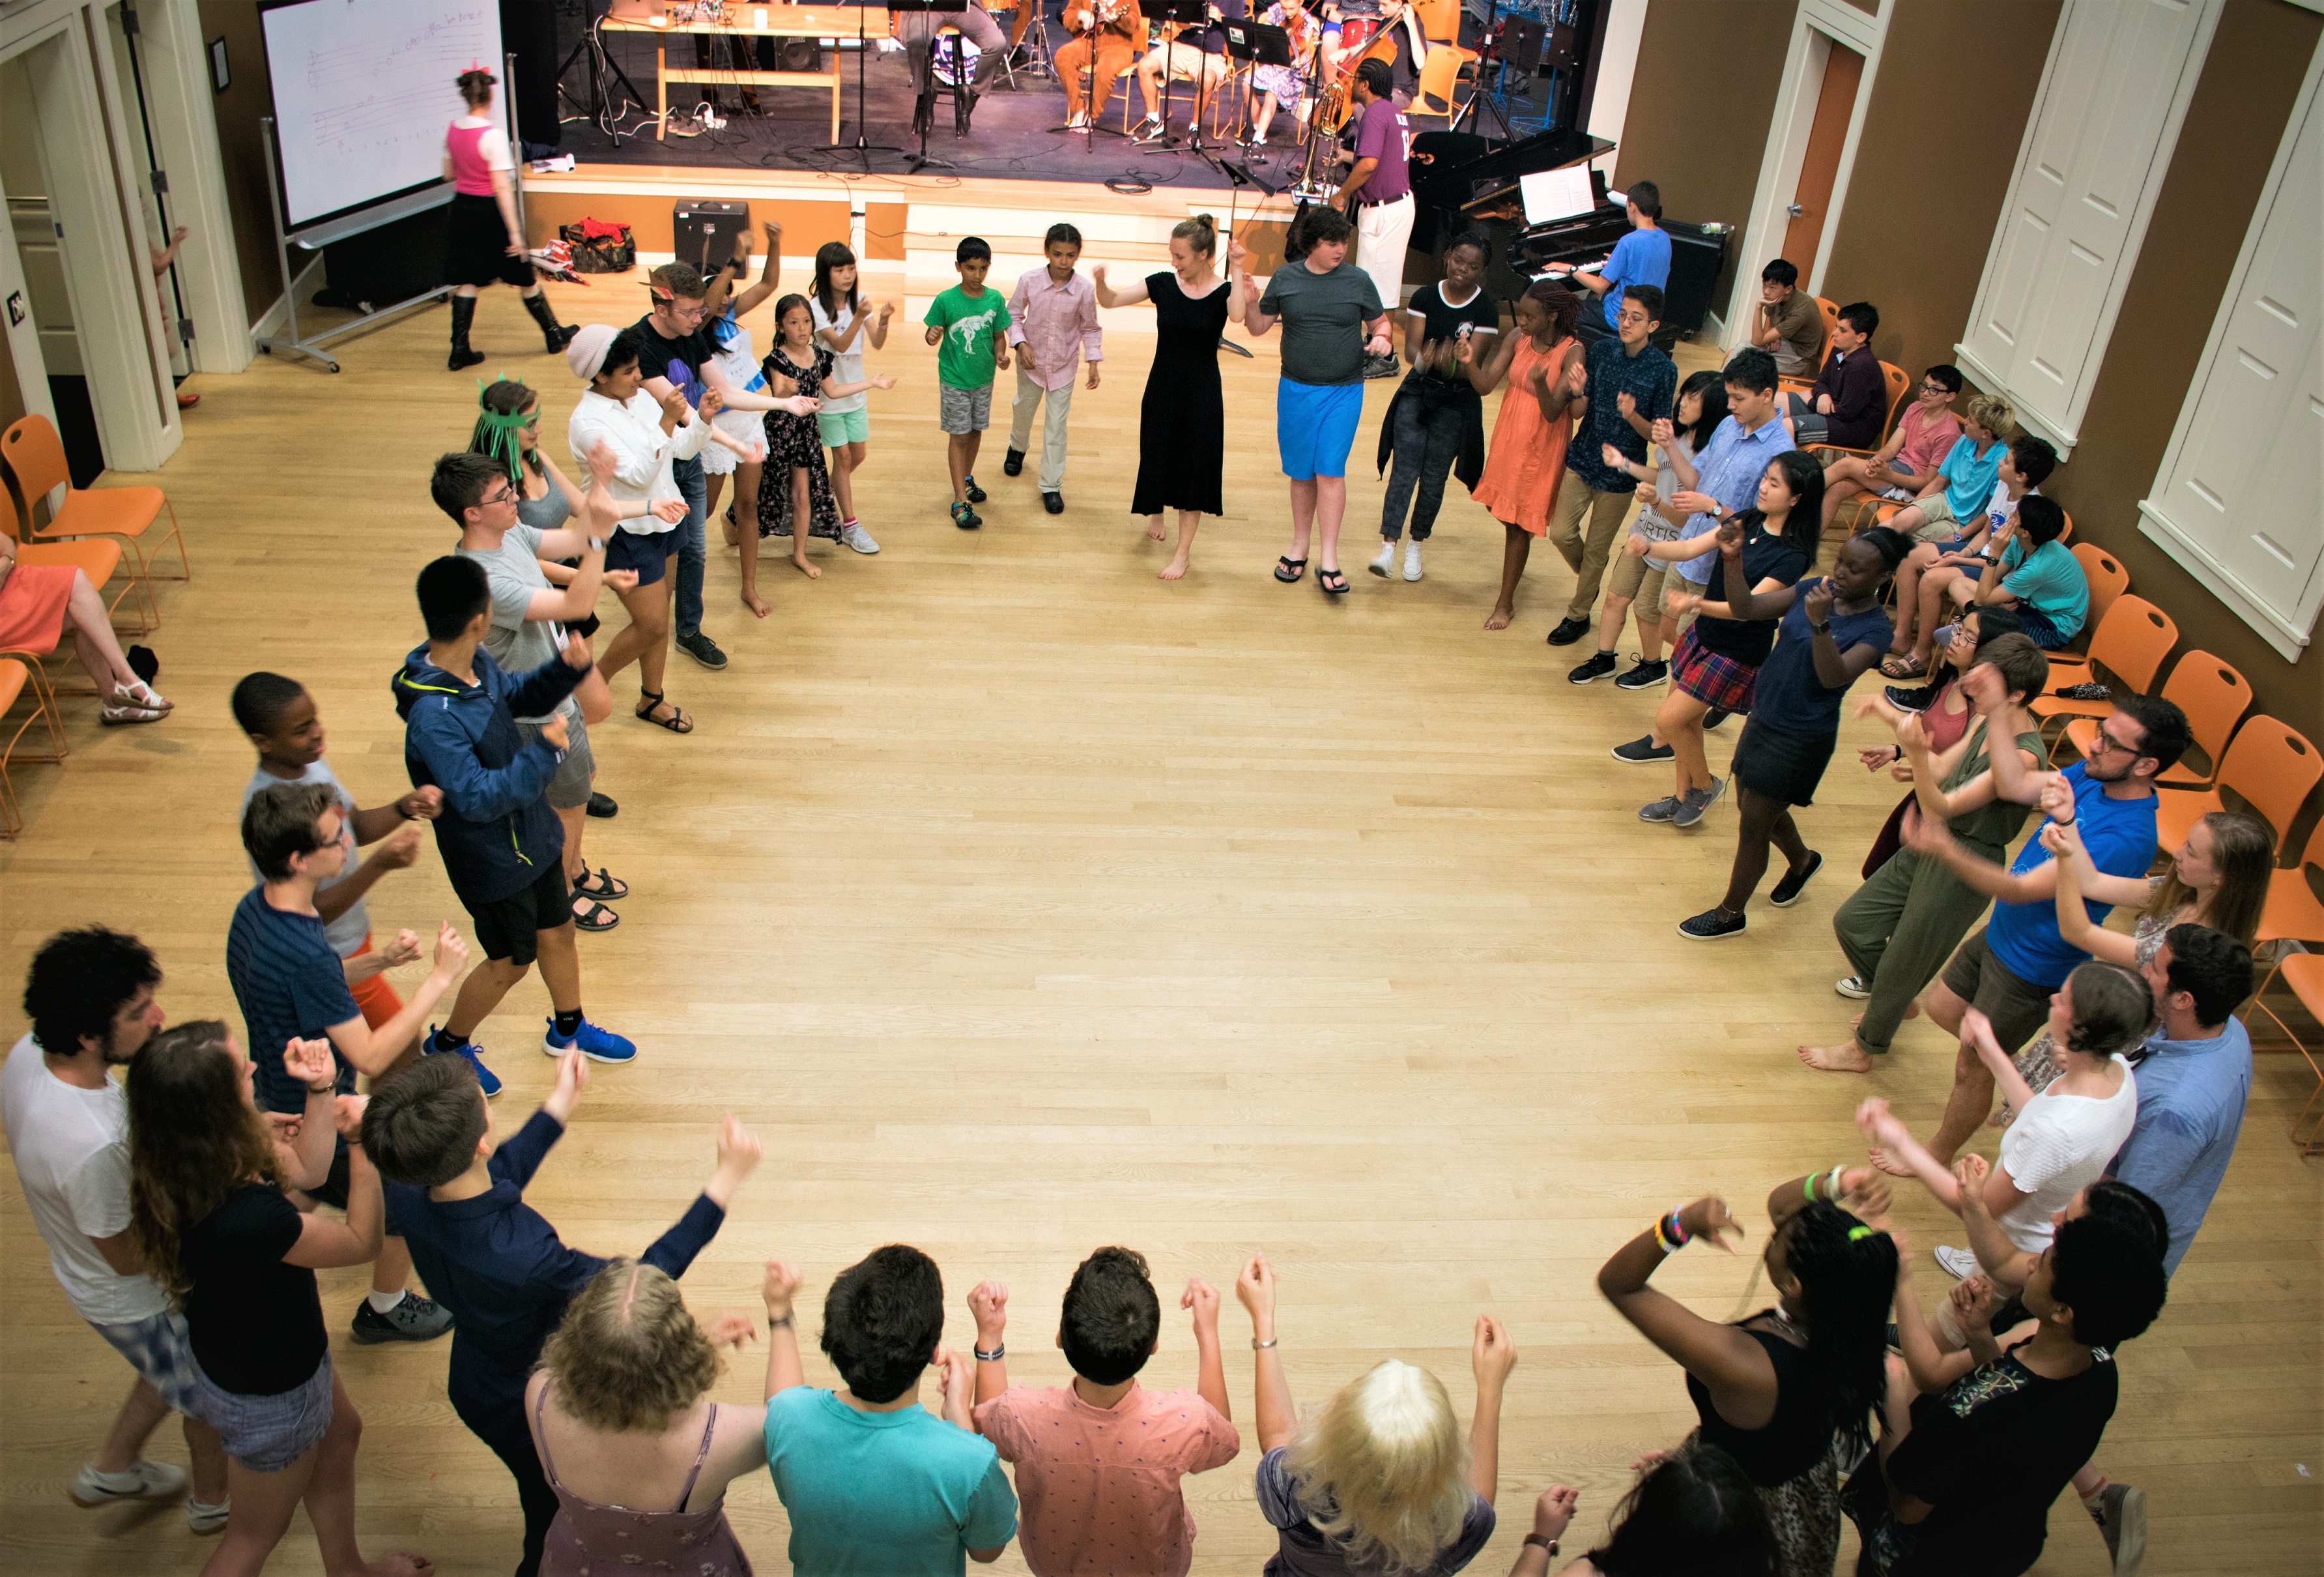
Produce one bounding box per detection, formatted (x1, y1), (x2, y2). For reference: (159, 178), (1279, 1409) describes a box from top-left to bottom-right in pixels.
(1704, 706), (1733, 729)
(1614, 658), (1669, 690)
(1042, 491), (1064, 515)
(952, 501), (981, 530)
(1770, 850), (1824, 906)
(1568, 650), (1619, 684)
(1362, 351), (1401, 381)
(1884, 682), (1940, 713)
(965, 475), (988, 503)
(1003, 449), (1024, 477)
(350, 1292), (455, 1344)
(1678, 907), (1747, 941)
(674, 630), (728, 670)
(586, 790), (618, 819)
(1612, 734), (1674, 764)
(1544, 616), (1591, 646)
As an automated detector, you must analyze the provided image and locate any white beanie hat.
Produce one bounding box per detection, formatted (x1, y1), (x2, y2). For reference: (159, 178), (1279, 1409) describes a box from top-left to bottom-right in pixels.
(566, 323), (620, 383)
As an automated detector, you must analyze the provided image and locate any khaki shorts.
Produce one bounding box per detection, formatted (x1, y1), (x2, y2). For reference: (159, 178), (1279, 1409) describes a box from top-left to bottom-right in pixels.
(1903, 493), (1960, 542)
(1608, 546), (1697, 629)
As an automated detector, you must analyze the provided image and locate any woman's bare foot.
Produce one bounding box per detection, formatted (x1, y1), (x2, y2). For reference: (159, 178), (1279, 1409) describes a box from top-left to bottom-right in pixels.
(1159, 554), (1190, 580)
(790, 555), (822, 580)
(1484, 603), (1515, 631)
(1145, 516), (1169, 542)
(1801, 1041), (1873, 1074)
(740, 588), (770, 618)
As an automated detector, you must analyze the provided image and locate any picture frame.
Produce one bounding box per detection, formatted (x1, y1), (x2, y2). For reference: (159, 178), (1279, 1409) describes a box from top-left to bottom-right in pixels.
(209, 36), (230, 92)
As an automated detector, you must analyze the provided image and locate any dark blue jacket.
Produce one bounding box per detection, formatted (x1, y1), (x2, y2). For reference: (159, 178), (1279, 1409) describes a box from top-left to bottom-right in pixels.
(391, 643), (586, 906)
(386, 1110), (725, 1426)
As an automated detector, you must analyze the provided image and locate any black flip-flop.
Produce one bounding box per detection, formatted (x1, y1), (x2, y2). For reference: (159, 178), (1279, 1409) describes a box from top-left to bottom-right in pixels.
(571, 896), (620, 932)
(573, 867), (629, 901)
(1274, 556), (1306, 584)
(1317, 568), (1349, 596)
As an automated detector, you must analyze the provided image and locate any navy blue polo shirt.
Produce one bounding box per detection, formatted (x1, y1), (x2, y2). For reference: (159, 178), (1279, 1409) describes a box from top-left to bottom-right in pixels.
(225, 886), (362, 1116)
(1566, 334), (1677, 493)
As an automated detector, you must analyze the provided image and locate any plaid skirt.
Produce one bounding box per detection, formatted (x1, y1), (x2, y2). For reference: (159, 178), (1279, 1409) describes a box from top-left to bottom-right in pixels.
(1671, 624), (1761, 712)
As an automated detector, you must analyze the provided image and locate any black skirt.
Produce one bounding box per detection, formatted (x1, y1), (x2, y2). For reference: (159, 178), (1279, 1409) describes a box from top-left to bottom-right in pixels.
(1732, 717), (1840, 807)
(446, 192), (536, 289)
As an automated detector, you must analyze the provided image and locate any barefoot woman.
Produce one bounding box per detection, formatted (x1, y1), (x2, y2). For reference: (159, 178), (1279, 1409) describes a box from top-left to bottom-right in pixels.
(1463, 281), (1584, 629)
(1098, 214), (1248, 580)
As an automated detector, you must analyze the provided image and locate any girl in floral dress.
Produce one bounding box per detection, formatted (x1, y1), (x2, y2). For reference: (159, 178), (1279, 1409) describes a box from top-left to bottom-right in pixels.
(756, 294), (894, 584)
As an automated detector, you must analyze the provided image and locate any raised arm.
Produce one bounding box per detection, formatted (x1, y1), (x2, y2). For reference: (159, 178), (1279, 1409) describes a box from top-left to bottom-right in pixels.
(1950, 1153), (2039, 1290)
(1237, 1254), (1297, 1451)
(283, 1136), (385, 1270)
(1899, 805), (2057, 904)
(1184, 1276), (1230, 1419)
(271, 1040), (345, 1190)
(762, 1259), (807, 1398)
(968, 1279), (1011, 1409)
(322, 925), (466, 1078)
(1091, 261), (1148, 309)
(1467, 1313), (1516, 1503)
(1459, 326), (1520, 394)
(2041, 821), (2149, 956)
(728, 222), (783, 318)
(1225, 239), (1249, 325)
(1597, 1198), (1781, 1427)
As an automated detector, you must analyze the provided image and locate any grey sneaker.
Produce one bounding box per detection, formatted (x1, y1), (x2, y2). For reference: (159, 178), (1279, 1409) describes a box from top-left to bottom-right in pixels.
(72, 1460), (187, 1507)
(350, 1292), (455, 1344)
(2097, 1483), (2145, 1576)
(840, 521), (880, 554)
(1672, 779), (1723, 828)
(1639, 795), (1682, 823)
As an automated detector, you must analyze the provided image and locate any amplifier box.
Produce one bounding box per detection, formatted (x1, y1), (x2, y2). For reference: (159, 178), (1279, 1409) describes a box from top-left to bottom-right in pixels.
(673, 200), (749, 275)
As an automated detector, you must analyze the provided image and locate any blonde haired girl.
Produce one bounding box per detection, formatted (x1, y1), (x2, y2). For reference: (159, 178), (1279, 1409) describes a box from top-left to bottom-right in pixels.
(1237, 1253), (1508, 1575)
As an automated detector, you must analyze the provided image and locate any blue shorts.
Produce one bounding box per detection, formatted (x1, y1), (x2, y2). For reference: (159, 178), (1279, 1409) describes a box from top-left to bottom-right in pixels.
(606, 526), (673, 586)
(1276, 379), (1363, 480)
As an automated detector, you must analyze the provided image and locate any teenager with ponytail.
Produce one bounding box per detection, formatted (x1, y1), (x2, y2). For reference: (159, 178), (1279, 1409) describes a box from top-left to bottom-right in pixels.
(442, 68), (575, 370)
(1677, 523), (1914, 941)
(1598, 1171), (1899, 1577)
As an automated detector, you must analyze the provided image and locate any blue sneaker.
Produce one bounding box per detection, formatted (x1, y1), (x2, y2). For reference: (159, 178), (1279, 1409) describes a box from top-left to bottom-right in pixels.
(424, 1028), (502, 1097)
(542, 1017), (637, 1064)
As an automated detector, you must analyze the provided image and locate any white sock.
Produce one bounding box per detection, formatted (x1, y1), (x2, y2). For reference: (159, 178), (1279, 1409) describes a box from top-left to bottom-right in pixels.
(367, 1289), (409, 1314)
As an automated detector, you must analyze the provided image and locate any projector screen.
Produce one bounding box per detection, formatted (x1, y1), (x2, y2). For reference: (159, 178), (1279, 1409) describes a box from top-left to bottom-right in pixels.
(259, 0), (505, 237)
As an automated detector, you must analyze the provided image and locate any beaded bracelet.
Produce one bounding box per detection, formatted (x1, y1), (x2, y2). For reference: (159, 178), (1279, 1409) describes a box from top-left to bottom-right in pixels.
(1654, 1209), (1691, 1254)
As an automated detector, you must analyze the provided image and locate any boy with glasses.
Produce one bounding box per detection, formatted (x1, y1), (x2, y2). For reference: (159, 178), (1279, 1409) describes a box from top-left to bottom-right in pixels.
(1553, 283), (1678, 667)
(633, 264), (729, 673)
(1819, 365), (1962, 531)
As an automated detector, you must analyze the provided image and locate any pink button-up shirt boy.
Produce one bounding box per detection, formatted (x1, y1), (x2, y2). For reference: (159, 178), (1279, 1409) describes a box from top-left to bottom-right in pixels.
(1008, 263), (1103, 390)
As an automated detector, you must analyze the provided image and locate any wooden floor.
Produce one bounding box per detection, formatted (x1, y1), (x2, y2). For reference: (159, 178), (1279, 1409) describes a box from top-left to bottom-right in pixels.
(3, 279), (2319, 1577)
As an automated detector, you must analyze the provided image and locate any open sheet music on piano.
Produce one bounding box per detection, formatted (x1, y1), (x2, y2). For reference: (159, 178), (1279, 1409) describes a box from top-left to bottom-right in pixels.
(1518, 167), (1596, 225)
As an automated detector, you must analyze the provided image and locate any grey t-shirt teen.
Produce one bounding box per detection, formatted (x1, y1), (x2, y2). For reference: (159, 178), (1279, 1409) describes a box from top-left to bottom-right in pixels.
(1260, 261), (1384, 386)
(456, 523), (578, 726)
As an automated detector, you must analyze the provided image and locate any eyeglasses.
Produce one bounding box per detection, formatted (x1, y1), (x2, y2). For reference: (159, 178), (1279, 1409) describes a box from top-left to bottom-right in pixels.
(1919, 384), (1950, 397)
(2089, 727), (2142, 758)
(483, 485), (520, 508)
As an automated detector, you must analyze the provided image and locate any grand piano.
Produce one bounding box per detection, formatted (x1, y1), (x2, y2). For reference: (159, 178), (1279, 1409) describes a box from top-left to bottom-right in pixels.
(1409, 127), (1729, 343)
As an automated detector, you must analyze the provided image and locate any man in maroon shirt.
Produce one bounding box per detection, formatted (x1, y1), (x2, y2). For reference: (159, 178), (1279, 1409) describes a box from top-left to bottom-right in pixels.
(1343, 58), (1413, 379)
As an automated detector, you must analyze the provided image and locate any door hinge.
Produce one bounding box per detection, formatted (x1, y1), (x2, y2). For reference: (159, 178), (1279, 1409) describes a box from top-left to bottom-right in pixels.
(179, 317), (195, 343)
(151, 169), (170, 195)
(121, 7), (140, 35)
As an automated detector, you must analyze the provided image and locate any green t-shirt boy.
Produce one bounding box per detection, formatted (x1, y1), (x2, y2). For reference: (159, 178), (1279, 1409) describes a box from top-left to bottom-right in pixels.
(925, 283), (1012, 391)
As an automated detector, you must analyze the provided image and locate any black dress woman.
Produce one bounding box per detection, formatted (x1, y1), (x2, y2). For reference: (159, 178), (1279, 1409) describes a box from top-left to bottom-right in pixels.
(1095, 214), (1249, 580)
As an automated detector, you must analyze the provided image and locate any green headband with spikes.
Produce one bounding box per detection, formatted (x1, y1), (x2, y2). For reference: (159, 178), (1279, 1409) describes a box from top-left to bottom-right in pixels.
(472, 375), (537, 487)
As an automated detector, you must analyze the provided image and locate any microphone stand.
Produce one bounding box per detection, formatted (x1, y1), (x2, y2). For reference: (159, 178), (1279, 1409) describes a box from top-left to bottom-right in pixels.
(820, 0), (911, 169)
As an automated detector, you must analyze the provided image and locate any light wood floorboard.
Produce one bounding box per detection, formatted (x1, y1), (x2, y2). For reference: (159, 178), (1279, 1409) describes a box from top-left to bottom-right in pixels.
(2, 282), (2319, 1576)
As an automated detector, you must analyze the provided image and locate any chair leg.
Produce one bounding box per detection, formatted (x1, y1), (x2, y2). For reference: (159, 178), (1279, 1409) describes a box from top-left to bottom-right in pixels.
(156, 495), (190, 580)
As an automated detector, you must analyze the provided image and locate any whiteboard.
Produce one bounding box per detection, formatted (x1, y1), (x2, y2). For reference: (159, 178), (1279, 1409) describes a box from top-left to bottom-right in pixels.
(260, 0), (505, 235)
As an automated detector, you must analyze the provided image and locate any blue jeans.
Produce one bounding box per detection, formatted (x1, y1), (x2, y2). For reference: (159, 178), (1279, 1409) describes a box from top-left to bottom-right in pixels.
(671, 454), (707, 639)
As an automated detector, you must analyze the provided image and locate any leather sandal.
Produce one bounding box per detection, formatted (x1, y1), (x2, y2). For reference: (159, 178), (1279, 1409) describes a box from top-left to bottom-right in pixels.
(635, 689), (693, 733)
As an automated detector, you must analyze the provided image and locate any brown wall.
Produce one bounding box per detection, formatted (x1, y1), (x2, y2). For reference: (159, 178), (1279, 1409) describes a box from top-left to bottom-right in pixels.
(2039, 0), (2323, 749)
(1818, 0), (2061, 383)
(1613, 0), (1798, 313)
(0, 328), (22, 443)
(520, 194), (908, 263)
(197, 1), (283, 327)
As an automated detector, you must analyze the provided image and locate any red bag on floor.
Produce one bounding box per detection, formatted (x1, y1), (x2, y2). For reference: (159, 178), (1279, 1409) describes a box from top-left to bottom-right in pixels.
(558, 218), (635, 273)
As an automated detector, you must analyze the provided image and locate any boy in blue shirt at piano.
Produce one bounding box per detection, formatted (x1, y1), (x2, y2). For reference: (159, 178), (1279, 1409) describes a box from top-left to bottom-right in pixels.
(1545, 179), (1672, 342)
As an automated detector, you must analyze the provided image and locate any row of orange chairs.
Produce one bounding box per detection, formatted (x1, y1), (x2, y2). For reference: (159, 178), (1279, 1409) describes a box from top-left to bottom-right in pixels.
(0, 414), (190, 837)
(2011, 560), (2324, 1151)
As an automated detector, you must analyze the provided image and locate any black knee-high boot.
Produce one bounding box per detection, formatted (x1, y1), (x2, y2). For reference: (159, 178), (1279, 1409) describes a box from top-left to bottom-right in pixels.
(521, 289), (578, 353)
(448, 296), (486, 371)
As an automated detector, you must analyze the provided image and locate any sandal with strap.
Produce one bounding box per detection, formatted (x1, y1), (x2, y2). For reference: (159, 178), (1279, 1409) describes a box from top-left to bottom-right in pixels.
(1317, 568), (1349, 596)
(1879, 654), (1930, 680)
(1273, 556), (1307, 584)
(571, 895), (620, 933)
(573, 867), (629, 901)
(635, 689), (694, 733)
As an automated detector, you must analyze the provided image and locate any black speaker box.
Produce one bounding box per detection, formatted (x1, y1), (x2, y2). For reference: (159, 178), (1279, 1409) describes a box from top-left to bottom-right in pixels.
(674, 201), (749, 275)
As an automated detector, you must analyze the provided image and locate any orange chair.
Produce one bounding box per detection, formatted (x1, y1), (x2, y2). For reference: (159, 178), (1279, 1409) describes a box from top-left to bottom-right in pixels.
(1, 415), (186, 629)
(1777, 297), (1841, 397)
(1413, 41), (1470, 117)
(0, 657), (63, 838)
(1414, 0), (1462, 44)
(2063, 650), (2249, 787)
(2068, 543), (2127, 646)
(2027, 596), (2177, 733)
(2246, 951), (2324, 1154)
(2252, 818), (2324, 996)
(1805, 361), (1912, 461)
(2154, 716), (2320, 860)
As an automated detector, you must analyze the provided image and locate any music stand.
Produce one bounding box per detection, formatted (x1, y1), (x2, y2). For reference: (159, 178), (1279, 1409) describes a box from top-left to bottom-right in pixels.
(1218, 20), (1290, 150)
(1452, 0), (1516, 141)
(1050, 3), (1133, 148)
(1134, 0), (1209, 157)
(827, 0), (945, 170)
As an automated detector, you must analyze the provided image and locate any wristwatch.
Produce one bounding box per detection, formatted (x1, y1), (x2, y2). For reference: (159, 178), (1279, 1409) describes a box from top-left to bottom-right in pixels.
(1811, 618), (1832, 635)
(1523, 1534), (1560, 1554)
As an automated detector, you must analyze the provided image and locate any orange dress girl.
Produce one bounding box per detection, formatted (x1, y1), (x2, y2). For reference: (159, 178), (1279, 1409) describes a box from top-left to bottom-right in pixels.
(1470, 330), (1576, 536)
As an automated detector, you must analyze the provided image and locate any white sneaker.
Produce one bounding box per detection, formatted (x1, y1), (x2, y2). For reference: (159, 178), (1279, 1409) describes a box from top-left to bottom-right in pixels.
(186, 1496), (231, 1535)
(1067, 111), (1090, 130)
(1368, 541), (1396, 579)
(1933, 1245), (1979, 1280)
(1403, 540), (1424, 581)
(72, 1459), (188, 1507)
(840, 521), (880, 554)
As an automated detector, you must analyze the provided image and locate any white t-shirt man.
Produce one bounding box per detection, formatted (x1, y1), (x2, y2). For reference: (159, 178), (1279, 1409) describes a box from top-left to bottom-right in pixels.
(1996, 1056), (2139, 1251)
(1, 1035), (169, 1328)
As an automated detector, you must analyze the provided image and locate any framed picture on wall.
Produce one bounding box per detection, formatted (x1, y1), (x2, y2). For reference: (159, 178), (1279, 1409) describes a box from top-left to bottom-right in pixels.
(210, 37), (230, 92)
